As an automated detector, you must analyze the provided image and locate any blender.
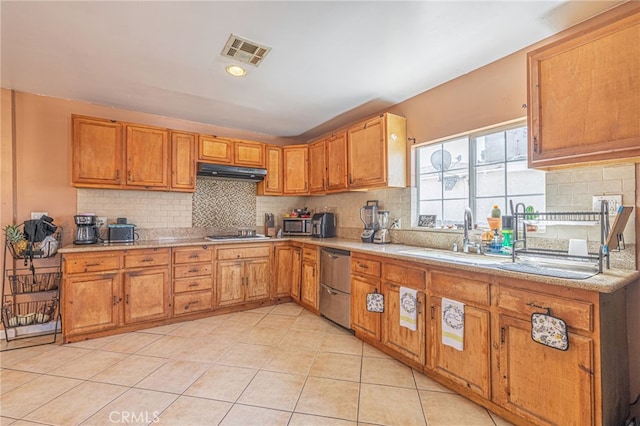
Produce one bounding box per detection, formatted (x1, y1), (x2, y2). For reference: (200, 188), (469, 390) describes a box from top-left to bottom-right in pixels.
(360, 200), (379, 243)
(373, 210), (391, 244)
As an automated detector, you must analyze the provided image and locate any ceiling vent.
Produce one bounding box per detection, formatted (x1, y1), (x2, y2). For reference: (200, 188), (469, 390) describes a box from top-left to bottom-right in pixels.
(221, 34), (271, 67)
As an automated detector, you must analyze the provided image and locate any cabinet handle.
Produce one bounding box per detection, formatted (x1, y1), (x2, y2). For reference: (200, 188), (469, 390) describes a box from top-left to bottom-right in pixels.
(141, 258), (153, 262)
(126, 294), (129, 304)
(430, 305), (435, 320)
(128, 170), (132, 181)
(500, 326), (505, 344)
(533, 136), (538, 153)
(188, 268), (199, 273)
(113, 296), (122, 305)
(348, 174), (352, 184)
(188, 282), (199, 287)
(189, 253), (199, 259)
(526, 302), (551, 313)
(85, 263), (100, 267)
(116, 170), (120, 180)
(358, 263), (368, 269)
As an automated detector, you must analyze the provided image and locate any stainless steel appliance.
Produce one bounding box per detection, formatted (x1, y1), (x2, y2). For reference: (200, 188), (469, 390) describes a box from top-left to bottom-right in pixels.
(373, 210), (391, 244)
(282, 218), (312, 236)
(74, 214), (98, 244)
(196, 163), (267, 182)
(312, 213), (336, 238)
(107, 224), (136, 243)
(360, 200), (379, 243)
(319, 248), (351, 329)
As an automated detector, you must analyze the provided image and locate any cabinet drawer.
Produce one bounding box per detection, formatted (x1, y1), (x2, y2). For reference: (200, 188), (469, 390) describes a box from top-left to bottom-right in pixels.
(63, 253), (121, 274)
(173, 291), (212, 315)
(497, 286), (593, 332)
(125, 248), (170, 268)
(430, 271), (490, 306)
(173, 263), (212, 279)
(174, 276), (213, 293)
(173, 246), (213, 264)
(302, 246), (318, 262)
(217, 245), (270, 260)
(351, 257), (381, 278)
(383, 262), (426, 290)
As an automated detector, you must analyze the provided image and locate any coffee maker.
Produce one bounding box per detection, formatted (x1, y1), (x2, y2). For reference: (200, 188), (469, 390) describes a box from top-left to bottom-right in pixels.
(360, 200), (379, 243)
(74, 214), (98, 244)
(373, 210), (391, 244)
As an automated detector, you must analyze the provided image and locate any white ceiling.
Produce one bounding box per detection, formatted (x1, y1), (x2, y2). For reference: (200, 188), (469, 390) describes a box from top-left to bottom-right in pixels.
(0, 1), (622, 140)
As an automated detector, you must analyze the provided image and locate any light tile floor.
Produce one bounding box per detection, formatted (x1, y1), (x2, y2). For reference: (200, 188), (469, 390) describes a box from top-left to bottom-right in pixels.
(1, 303), (514, 425)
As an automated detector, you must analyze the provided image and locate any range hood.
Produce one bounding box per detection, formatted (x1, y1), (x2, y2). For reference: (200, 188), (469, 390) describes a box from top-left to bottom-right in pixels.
(196, 163), (267, 182)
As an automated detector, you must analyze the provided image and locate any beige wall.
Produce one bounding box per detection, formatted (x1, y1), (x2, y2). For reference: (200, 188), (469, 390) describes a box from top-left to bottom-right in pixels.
(0, 91), (301, 242)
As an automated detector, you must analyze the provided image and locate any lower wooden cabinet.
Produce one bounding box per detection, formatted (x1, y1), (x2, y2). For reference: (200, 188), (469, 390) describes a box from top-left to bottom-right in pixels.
(300, 245), (319, 312)
(350, 274), (381, 341)
(123, 266), (170, 324)
(215, 244), (271, 307)
(427, 270), (491, 398)
(62, 248), (171, 338)
(428, 296), (491, 398)
(382, 281), (426, 365)
(273, 243), (301, 300)
(172, 245), (213, 316)
(496, 314), (594, 425)
(63, 272), (120, 337)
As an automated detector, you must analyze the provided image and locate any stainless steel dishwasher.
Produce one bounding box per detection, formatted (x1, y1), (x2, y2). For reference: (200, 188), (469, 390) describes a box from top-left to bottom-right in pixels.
(319, 248), (351, 329)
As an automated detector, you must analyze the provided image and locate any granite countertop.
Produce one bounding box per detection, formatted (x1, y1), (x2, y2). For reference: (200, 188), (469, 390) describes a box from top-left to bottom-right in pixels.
(59, 236), (639, 294)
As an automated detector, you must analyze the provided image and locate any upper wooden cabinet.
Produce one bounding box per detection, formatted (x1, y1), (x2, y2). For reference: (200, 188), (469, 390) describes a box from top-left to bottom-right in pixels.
(325, 131), (349, 192)
(170, 131), (196, 192)
(234, 140), (265, 168)
(72, 115), (124, 187)
(347, 113), (406, 189)
(198, 135), (233, 164)
(308, 139), (326, 194)
(125, 124), (170, 189)
(257, 145), (283, 195)
(527, 6), (640, 168)
(283, 144), (309, 195)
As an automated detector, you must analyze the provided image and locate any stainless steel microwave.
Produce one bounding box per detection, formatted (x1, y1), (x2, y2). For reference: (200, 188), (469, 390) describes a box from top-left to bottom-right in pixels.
(282, 218), (312, 236)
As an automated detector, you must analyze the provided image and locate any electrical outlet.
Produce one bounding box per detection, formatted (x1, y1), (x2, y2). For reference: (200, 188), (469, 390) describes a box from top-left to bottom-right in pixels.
(391, 218), (401, 229)
(592, 195), (622, 215)
(31, 211), (48, 220)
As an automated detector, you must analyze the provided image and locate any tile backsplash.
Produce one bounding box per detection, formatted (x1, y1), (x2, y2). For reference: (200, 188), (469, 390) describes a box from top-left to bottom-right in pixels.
(193, 178), (256, 227)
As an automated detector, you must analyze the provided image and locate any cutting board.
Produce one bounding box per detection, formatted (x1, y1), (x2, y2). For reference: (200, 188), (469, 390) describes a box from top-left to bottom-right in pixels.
(606, 206), (633, 250)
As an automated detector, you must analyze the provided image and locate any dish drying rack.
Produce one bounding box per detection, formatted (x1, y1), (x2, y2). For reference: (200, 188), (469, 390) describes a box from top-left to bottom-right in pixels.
(511, 201), (610, 273)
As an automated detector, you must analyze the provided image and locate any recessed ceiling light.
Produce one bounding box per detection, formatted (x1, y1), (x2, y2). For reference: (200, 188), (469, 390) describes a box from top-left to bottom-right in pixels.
(225, 64), (246, 77)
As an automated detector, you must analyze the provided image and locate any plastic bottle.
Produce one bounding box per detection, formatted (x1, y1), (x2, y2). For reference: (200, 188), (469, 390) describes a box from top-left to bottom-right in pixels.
(490, 229), (502, 254)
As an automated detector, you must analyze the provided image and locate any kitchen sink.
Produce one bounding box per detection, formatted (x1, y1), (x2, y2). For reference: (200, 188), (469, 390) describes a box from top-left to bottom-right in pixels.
(397, 248), (509, 266)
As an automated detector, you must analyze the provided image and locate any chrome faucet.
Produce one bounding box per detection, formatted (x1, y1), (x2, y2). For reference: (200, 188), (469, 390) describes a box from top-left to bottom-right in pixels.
(463, 208), (482, 254)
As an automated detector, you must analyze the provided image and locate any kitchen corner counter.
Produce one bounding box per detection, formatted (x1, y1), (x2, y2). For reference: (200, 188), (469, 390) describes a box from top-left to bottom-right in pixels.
(59, 236), (639, 293)
(287, 237), (640, 294)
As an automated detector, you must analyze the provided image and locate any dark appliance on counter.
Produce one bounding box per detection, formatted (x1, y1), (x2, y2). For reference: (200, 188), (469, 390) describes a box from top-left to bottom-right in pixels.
(197, 163), (267, 182)
(312, 213), (336, 238)
(74, 214), (98, 244)
(282, 217), (313, 236)
(107, 224), (136, 243)
(319, 248), (351, 329)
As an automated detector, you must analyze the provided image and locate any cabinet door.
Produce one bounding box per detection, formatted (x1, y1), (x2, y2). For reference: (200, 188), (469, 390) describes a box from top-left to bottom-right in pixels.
(199, 135), (233, 164)
(72, 116), (123, 187)
(126, 125), (169, 188)
(528, 12), (640, 168)
(300, 260), (318, 310)
(123, 267), (170, 324)
(245, 258), (270, 302)
(216, 260), (245, 307)
(171, 131), (196, 191)
(308, 139), (326, 193)
(382, 282), (426, 365)
(258, 145), (283, 195)
(234, 140), (264, 167)
(63, 273), (120, 336)
(274, 246), (293, 298)
(497, 315), (594, 425)
(428, 297), (490, 398)
(283, 145), (309, 194)
(350, 275), (381, 341)
(347, 115), (386, 188)
(326, 131), (348, 192)
(291, 247), (302, 301)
